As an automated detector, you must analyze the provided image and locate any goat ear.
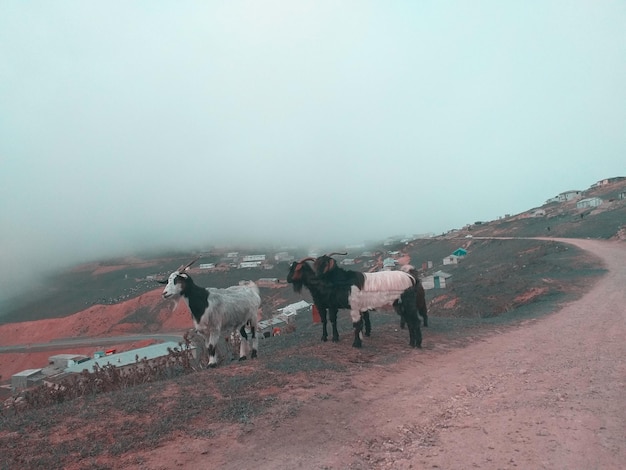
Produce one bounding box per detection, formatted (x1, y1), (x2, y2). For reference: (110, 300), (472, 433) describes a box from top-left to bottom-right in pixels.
(328, 259), (335, 272)
(156, 279), (168, 284)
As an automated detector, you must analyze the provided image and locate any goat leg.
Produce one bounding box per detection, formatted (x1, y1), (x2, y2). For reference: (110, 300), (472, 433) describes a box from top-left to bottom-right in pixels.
(362, 311), (372, 337)
(352, 318), (363, 348)
(329, 307), (340, 342)
(250, 326), (258, 359)
(238, 324), (249, 361)
(207, 331), (221, 368)
(319, 307), (329, 342)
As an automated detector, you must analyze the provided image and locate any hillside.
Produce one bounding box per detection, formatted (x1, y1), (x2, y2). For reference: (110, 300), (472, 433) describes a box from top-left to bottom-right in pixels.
(1, 178), (622, 381)
(2, 177), (624, 327)
(1, 178), (624, 469)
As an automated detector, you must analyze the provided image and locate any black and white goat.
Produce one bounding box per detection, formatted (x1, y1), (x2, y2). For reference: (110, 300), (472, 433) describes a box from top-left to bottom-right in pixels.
(314, 254), (422, 348)
(159, 259), (261, 367)
(286, 257), (372, 343)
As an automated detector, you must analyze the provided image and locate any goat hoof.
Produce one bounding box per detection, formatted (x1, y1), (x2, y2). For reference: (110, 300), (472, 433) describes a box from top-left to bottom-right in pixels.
(352, 341), (362, 348)
(364, 331), (371, 337)
(239, 356), (247, 361)
(208, 363), (218, 368)
(321, 337), (328, 342)
(332, 336), (339, 342)
(251, 350), (257, 359)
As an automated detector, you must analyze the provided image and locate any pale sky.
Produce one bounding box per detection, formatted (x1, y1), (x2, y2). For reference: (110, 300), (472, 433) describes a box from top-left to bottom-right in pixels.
(1, 1), (625, 300)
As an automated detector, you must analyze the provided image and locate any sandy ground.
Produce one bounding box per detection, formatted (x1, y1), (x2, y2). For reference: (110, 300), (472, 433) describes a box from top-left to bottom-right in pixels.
(134, 238), (626, 469)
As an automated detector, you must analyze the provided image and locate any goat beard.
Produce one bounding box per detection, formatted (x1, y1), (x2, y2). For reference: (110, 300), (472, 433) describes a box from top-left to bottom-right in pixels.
(165, 296), (181, 312)
(290, 280), (304, 294)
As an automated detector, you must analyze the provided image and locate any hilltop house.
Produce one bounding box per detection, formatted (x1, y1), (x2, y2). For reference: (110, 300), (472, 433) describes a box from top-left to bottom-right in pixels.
(422, 270), (452, 289)
(576, 197), (602, 209)
(592, 176), (625, 187)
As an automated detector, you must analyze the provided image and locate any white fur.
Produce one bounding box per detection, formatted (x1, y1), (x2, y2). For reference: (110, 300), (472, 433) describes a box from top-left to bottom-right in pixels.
(347, 271), (415, 323)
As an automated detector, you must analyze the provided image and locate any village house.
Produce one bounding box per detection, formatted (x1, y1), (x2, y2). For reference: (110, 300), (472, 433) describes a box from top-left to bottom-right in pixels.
(422, 271), (452, 289)
(64, 341), (189, 375)
(576, 197), (602, 209)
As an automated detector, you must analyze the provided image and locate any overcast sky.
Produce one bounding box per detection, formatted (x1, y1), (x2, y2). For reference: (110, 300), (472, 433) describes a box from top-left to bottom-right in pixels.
(1, 1), (625, 299)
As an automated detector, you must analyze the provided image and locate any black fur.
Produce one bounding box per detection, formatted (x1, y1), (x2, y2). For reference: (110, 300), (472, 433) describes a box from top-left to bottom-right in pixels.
(175, 275), (209, 323)
(286, 261), (370, 343)
(314, 256), (422, 349)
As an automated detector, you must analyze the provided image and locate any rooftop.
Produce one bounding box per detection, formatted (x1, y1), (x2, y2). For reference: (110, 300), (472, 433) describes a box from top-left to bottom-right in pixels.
(64, 341), (186, 374)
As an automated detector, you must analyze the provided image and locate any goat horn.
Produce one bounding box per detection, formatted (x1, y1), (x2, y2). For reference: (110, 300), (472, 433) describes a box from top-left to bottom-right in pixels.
(298, 257), (316, 263)
(324, 252), (347, 257)
(178, 257), (200, 272)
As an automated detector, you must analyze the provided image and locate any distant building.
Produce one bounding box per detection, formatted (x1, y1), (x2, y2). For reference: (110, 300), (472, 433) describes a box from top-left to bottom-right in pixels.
(64, 341), (188, 375)
(576, 197), (602, 209)
(258, 317), (286, 338)
(558, 190), (583, 202)
(443, 255), (460, 265)
(242, 254), (266, 262)
(422, 271), (452, 289)
(592, 176), (625, 187)
(452, 248), (467, 257)
(238, 261), (262, 269)
(274, 252), (294, 262)
(257, 277), (279, 287)
(277, 300), (311, 318)
(48, 354), (89, 369)
(11, 369), (44, 390)
(531, 209), (546, 217)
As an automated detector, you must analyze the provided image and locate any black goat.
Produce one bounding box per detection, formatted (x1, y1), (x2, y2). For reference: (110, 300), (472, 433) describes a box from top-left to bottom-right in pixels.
(314, 254), (422, 348)
(286, 257), (372, 343)
(399, 265), (428, 329)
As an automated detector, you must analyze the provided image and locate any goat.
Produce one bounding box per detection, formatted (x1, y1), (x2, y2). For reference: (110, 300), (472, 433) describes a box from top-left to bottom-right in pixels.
(159, 258), (261, 367)
(399, 264), (428, 329)
(286, 257), (357, 343)
(315, 254), (422, 348)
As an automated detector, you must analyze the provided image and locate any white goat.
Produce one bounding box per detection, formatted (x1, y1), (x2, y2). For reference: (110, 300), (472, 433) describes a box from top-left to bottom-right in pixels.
(159, 259), (261, 367)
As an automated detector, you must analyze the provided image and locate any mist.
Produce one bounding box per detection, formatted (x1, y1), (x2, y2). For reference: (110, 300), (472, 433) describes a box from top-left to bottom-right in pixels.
(1, 1), (625, 302)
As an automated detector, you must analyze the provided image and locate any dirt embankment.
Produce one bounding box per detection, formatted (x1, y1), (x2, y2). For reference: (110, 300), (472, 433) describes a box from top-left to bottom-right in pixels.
(135, 238), (626, 469)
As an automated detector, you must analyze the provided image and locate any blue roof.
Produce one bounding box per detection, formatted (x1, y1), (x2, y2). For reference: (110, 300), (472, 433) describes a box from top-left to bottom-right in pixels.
(64, 341), (188, 373)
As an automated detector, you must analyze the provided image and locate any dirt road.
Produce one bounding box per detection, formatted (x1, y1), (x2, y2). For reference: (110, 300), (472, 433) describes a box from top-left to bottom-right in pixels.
(141, 238), (625, 469)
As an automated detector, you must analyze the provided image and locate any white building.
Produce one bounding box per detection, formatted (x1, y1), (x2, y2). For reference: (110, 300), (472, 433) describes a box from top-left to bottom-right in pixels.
(558, 190), (582, 202)
(576, 197), (602, 209)
(11, 369), (44, 390)
(531, 209), (546, 217)
(443, 255), (460, 265)
(242, 254), (266, 262)
(64, 341), (189, 374)
(239, 261), (262, 268)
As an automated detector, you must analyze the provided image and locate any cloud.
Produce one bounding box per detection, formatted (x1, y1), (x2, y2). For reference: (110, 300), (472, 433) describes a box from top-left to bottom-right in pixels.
(1, 0), (625, 301)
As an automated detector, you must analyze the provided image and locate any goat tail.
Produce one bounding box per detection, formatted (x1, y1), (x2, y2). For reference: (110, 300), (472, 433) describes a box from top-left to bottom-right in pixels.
(241, 280), (260, 296)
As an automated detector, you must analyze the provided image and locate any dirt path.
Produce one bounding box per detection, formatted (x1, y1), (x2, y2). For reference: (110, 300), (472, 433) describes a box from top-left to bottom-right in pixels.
(142, 238), (626, 469)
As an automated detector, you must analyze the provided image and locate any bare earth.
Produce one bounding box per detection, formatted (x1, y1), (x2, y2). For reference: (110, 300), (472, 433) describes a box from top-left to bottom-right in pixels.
(129, 238), (625, 470)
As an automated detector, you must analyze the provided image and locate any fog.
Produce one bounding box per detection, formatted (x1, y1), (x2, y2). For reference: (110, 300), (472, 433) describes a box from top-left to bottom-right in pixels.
(1, 1), (625, 301)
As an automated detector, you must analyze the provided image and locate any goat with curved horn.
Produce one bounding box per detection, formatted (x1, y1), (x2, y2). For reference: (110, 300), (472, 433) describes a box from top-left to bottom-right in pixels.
(178, 257), (200, 273)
